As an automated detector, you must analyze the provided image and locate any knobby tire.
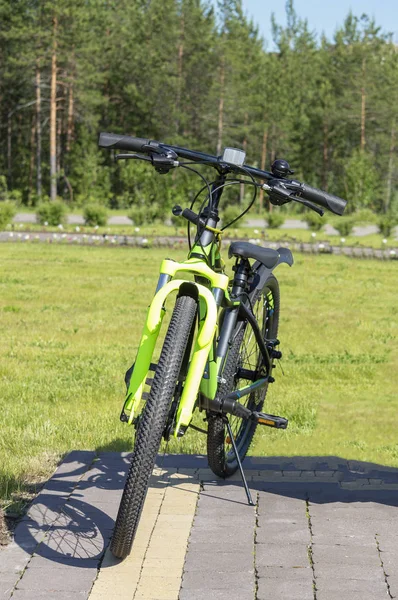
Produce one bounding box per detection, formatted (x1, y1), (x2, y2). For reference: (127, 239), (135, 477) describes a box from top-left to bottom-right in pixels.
(110, 295), (197, 559)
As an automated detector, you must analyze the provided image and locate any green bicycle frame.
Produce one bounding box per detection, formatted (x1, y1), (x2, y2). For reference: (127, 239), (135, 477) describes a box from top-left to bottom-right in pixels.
(123, 257), (229, 437)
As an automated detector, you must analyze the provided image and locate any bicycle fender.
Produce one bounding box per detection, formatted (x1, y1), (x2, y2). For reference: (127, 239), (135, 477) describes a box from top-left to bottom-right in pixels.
(275, 247), (294, 268)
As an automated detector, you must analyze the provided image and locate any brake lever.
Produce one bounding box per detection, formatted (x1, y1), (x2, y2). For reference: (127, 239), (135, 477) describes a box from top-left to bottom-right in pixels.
(151, 153), (179, 173)
(262, 182), (294, 206)
(292, 197), (324, 216)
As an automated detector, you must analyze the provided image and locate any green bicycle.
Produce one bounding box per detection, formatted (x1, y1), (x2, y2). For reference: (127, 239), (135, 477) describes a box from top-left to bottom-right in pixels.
(99, 132), (347, 559)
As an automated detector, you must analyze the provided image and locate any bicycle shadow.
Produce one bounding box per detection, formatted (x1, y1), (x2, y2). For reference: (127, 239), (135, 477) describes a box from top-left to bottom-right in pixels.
(8, 452), (398, 572)
(201, 454), (398, 508)
(10, 450), (131, 570)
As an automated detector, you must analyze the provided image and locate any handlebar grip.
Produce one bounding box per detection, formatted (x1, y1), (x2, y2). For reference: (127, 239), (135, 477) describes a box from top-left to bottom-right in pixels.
(98, 132), (152, 152)
(182, 207), (200, 225)
(300, 184), (347, 216)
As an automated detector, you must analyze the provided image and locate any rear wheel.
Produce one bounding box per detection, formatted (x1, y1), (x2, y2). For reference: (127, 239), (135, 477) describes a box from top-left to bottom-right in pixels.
(110, 295), (197, 559)
(207, 275), (279, 478)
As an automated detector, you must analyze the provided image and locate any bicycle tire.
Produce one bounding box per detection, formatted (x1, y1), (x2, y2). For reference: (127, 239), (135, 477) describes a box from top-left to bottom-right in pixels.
(207, 274), (280, 478)
(110, 295), (197, 559)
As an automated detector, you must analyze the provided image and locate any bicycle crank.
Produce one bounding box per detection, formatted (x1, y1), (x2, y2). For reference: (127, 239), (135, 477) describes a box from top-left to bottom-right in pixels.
(207, 396), (288, 429)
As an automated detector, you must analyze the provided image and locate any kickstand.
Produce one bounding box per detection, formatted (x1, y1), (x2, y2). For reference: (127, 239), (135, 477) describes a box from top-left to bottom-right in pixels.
(225, 418), (254, 506)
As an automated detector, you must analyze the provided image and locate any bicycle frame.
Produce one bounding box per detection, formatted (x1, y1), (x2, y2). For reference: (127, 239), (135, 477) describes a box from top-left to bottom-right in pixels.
(122, 171), (292, 439)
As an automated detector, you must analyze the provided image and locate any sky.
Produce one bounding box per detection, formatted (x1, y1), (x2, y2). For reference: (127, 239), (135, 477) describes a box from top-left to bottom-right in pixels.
(240, 0), (398, 49)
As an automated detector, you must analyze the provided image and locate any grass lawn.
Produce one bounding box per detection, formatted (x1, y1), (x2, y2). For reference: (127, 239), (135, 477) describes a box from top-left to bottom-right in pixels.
(0, 243), (397, 515)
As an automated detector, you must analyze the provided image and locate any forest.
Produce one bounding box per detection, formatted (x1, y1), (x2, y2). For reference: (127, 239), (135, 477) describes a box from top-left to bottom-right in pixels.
(0, 0), (397, 220)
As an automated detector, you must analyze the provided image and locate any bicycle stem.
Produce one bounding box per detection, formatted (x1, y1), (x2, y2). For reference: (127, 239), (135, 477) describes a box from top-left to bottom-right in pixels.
(191, 173), (227, 254)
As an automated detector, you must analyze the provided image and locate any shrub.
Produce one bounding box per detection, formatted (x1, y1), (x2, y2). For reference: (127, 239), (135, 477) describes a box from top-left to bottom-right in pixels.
(304, 211), (324, 231)
(0, 201), (16, 230)
(29, 192), (48, 207)
(83, 203), (108, 226)
(333, 216), (355, 237)
(378, 213), (397, 238)
(8, 189), (22, 205)
(354, 208), (377, 224)
(222, 205), (242, 228)
(128, 202), (167, 226)
(265, 211), (285, 229)
(36, 200), (67, 226)
(149, 202), (168, 223)
(0, 176), (7, 202)
(170, 212), (182, 229)
(128, 205), (149, 226)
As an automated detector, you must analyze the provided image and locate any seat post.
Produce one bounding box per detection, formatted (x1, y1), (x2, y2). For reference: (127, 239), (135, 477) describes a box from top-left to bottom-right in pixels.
(231, 257), (251, 298)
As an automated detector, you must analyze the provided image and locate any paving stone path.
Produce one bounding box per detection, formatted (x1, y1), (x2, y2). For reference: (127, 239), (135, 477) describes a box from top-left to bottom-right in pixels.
(1, 453), (397, 600)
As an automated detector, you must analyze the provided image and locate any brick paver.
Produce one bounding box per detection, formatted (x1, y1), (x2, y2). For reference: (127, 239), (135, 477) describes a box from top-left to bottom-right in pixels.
(0, 454), (397, 599)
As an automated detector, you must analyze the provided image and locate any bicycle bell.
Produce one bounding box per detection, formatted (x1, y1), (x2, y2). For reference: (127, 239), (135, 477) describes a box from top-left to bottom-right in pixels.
(271, 159), (294, 178)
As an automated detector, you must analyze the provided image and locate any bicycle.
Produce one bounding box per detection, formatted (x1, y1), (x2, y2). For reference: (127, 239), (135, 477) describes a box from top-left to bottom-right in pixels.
(98, 132), (347, 559)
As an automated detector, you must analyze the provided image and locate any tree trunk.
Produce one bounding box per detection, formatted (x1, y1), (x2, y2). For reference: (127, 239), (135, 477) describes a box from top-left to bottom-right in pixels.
(175, 10), (185, 134)
(385, 119), (396, 212)
(36, 66), (42, 198)
(258, 126), (268, 212)
(66, 78), (74, 153)
(50, 16), (58, 201)
(64, 174), (73, 204)
(216, 57), (225, 156)
(322, 119), (329, 190)
(57, 115), (62, 175)
(28, 116), (36, 203)
(269, 126), (276, 212)
(360, 58), (366, 151)
(239, 112), (248, 205)
(7, 113), (12, 188)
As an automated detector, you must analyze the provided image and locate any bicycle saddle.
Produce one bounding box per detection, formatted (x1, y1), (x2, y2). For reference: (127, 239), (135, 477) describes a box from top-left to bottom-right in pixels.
(228, 241), (280, 269)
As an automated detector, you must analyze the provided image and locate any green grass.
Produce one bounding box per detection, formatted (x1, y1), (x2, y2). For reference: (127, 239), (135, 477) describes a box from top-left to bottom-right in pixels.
(0, 244), (397, 513)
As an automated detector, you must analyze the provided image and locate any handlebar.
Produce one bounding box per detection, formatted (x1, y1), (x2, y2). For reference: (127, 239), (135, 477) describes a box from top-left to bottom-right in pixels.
(297, 183), (347, 216)
(98, 132), (347, 215)
(98, 132), (153, 153)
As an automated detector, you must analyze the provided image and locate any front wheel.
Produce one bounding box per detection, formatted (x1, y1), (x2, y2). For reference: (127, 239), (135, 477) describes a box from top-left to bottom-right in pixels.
(207, 275), (280, 478)
(110, 294), (197, 559)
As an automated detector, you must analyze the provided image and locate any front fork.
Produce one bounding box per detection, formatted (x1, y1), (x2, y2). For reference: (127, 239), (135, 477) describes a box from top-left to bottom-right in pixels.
(122, 259), (229, 437)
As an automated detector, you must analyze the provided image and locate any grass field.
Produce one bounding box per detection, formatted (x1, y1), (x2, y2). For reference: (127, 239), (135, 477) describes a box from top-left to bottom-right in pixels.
(0, 243), (397, 514)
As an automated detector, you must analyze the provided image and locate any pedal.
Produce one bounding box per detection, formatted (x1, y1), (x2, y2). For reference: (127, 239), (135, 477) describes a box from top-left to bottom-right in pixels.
(254, 411), (288, 429)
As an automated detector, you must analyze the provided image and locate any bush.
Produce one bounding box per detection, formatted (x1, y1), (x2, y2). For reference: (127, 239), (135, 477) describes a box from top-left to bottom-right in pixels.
(333, 216), (355, 237)
(0, 201), (16, 230)
(378, 213), (397, 238)
(0, 176), (7, 202)
(354, 208), (377, 224)
(222, 205), (242, 228)
(83, 203), (108, 226)
(265, 211), (285, 229)
(170, 212), (182, 229)
(128, 205), (149, 226)
(304, 211), (324, 231)
(8, 189), (22, 205)
(128, 202), (167, 226)
(36, 200), (67, 226)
